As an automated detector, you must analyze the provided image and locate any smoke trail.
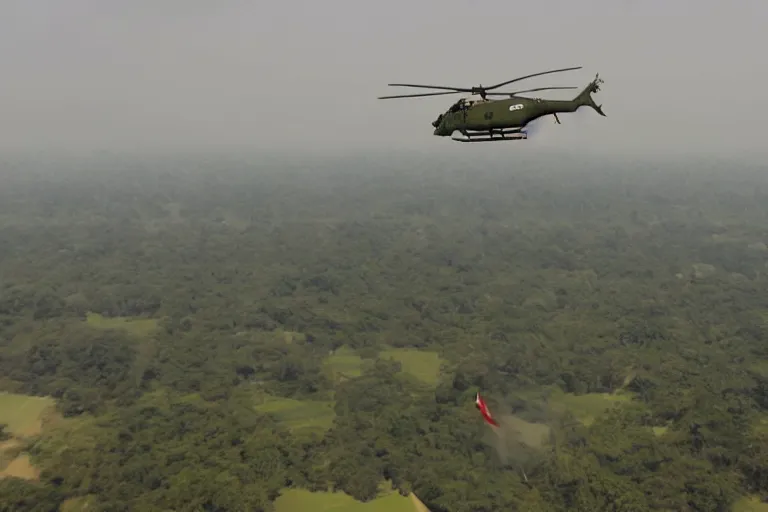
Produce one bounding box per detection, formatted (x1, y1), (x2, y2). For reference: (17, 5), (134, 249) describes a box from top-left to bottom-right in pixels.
(523, 104), (592, 141)
(522, 116), (547, 139)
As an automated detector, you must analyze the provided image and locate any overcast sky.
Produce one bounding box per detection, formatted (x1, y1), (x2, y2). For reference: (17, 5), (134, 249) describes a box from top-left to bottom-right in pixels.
(1, 0), (765, 157)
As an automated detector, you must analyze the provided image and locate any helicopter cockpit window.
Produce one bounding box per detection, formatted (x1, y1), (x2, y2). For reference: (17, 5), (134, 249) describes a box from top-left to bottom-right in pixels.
(448, 99), (466, 114)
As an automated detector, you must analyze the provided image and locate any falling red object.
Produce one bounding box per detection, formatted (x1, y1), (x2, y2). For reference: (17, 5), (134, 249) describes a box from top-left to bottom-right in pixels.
(475, 392), (499, 427)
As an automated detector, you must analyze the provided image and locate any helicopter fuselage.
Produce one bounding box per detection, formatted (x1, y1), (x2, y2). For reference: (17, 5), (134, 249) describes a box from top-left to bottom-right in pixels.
(378, 69), (605, 143)
(432, 96), (580, 137)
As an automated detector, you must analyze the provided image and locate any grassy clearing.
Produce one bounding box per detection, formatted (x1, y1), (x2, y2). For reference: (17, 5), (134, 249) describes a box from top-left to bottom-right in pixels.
(85, 312), (158, 337)
(276, 329), (305, 344)
(274, 483), (420, 512)
(254, 393), (336, 435)
(547, 388), (635, 426)
(0, 392), (56, 481)
(0, 392), (56, 437)
(379, 349), (443, 387)
(61, 496), (98, 511)
(0, 440), (21, 474)
(0, 454), (39, 480)
(750, 361), (768, 379)
(752, 416), (768, 436)
(324, 346), (364, 381)
(409, 494), (431, 512)
(733, 496), (768, 512)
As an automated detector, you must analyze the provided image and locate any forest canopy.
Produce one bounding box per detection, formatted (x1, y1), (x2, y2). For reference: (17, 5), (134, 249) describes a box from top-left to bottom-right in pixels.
(1, 151), (767, 511)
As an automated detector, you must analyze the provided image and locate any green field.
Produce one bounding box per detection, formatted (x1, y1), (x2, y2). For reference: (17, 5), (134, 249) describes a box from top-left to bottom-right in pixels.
(379, 349), (443, 386)
(547, 388), (635, 426)
(85, 312), (159, 337)
(274, 487), (416, 512)
(0, 392), (56, 436)
(60, 496), (98, 512)
(0, 392), (55, 480)
(324, 346), (364, 381)
(0, 454), (39, 480)
(276, 329), (306, 344)
(753, 416), (768, 436)
(254, 394), (336, 435)
(733, 496), (768, 512)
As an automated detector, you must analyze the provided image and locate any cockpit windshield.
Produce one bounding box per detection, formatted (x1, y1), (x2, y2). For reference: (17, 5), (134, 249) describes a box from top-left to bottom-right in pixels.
(435, 98), (470, 128)
(447, 99), (465, 113)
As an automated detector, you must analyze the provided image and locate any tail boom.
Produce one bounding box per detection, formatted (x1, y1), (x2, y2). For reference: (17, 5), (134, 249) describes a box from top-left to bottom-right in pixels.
(574, 73), (606, 116)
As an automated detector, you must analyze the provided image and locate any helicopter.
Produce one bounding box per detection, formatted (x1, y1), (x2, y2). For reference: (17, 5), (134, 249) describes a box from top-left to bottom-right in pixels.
(378, 66), (605, 142)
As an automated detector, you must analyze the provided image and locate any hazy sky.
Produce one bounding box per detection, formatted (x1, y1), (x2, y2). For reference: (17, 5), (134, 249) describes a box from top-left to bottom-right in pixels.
(1, 0), (765, 157)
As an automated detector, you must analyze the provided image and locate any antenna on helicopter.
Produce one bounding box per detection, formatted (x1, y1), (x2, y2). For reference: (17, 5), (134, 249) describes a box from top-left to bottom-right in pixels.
(377, 66), (583, 100)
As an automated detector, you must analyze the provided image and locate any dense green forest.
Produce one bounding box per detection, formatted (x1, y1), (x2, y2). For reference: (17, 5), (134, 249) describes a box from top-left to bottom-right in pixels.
(1, 150), (768, 511)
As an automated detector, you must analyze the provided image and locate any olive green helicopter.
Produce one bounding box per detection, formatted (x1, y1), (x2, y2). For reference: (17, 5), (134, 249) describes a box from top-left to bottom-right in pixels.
(378, 66), (605, 142)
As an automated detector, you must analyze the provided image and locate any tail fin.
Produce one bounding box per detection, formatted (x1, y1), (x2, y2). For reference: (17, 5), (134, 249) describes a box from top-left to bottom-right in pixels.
(574, 74), (606, 116)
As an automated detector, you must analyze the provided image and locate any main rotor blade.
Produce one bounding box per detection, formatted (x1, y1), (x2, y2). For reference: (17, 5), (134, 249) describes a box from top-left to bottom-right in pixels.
(484, 86), (578, 96)
(378, 91), (460, 99)
(386, 83), (471, 92)
(484, 67), (582, 91)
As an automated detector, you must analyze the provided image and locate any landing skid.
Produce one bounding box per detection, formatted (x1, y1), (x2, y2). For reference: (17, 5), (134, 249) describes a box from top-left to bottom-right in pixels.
(451, 127), (527, 143)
